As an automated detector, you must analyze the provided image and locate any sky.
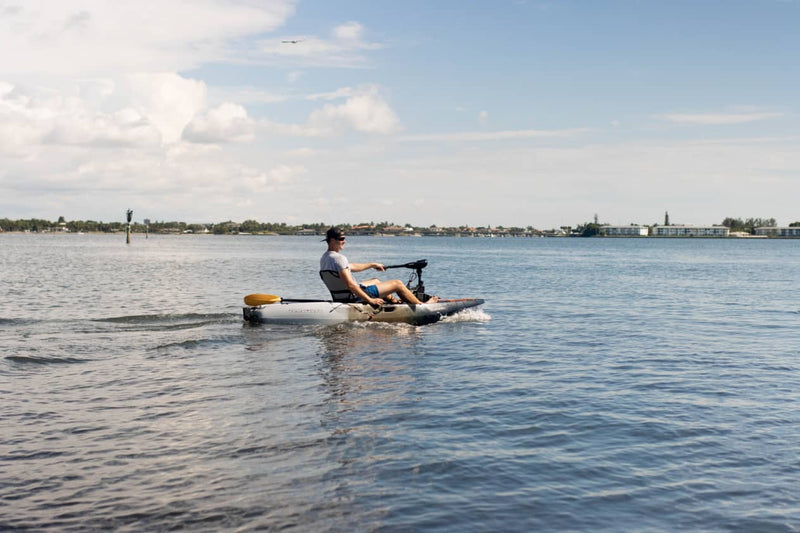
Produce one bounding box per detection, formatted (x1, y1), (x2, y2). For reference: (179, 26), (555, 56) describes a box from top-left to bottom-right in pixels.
(1, 0), (799, 229)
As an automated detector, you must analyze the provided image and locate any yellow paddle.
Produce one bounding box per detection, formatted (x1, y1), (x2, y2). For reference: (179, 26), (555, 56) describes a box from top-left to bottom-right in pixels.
(244, 294), (282, 306)
(244, 294), (333, 306)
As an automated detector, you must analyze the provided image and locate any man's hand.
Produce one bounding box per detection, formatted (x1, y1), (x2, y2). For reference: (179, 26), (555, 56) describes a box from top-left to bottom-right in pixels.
(368, 297), (385, 307)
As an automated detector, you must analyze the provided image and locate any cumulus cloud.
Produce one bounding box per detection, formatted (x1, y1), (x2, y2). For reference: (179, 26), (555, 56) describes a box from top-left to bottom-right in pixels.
(0, 81), (163, 153)
(0, 1), (400, 222)
(183, 102), (255, 143)
(128, 73), (207, 145)
(0, 0), (296, 76)
(47, 107), (161, 147)
(1, 73), (220, 153)
(305, 86), (399, 134)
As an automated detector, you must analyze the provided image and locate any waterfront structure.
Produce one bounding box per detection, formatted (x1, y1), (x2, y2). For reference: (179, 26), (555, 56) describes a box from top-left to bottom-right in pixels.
(602, 225), (649, 237)
(650, 225), (730, 237)
(754, 226), (800, 238)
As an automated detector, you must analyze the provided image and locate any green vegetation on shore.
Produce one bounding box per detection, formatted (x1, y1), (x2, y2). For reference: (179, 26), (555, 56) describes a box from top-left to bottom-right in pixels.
(0, 218), (536, 236)
(2, 216), (798, 237)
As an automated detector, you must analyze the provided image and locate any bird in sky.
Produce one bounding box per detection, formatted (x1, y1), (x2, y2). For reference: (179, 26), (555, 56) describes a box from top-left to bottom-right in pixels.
(281, 39), (303, 44)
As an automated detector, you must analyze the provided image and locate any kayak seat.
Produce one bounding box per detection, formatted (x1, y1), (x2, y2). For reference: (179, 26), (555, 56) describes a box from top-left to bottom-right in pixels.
(320, 270), (359, 303)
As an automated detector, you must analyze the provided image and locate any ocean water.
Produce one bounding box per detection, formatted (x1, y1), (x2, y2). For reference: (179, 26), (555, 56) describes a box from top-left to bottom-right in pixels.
(1, 233), (799, 531)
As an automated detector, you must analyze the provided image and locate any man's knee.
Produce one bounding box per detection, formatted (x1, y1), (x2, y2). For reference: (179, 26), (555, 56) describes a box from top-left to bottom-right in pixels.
(390, 279), (407, 290)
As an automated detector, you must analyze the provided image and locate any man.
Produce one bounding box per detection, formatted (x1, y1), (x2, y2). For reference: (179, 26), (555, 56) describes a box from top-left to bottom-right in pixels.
(319, 226), (438, 306)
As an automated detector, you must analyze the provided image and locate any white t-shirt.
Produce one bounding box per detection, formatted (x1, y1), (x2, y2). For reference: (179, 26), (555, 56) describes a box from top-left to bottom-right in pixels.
(320, 250), (349, 272)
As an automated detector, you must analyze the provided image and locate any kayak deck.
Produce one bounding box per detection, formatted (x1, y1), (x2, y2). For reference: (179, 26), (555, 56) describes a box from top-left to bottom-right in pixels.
(243, 298), (484, 326)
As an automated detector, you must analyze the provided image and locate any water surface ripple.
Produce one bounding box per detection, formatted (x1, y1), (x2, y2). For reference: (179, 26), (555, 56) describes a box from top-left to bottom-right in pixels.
(1, 234), (799, 531)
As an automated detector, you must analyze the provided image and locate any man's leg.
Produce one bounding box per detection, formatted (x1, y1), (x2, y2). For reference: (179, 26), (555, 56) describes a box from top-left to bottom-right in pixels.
(374, 279), (438, 304)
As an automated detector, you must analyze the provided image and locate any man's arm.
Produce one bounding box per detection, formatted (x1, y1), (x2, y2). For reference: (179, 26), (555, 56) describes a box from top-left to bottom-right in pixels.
(349, 262), (385, 273)
(339, 267), (383, 306)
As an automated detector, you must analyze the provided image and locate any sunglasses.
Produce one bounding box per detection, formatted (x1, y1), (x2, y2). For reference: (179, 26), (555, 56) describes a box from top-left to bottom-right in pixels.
(338, 236), (346, 241)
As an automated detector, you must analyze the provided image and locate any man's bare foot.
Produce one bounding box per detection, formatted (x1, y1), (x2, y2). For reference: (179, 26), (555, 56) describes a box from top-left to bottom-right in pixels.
(425, 295), (440, 303)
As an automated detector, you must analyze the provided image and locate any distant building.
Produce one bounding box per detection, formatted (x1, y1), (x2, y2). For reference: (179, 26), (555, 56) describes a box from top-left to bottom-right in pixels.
(651, 225), (729, 237)
(602, 225), (649, 236)
(380, 225), (412, 235)
(350, 224), (375, 235)
(754, 226), (800, 238)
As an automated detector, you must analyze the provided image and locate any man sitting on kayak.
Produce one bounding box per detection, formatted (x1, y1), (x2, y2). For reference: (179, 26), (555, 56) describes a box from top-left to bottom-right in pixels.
(319, 226), (438, 306)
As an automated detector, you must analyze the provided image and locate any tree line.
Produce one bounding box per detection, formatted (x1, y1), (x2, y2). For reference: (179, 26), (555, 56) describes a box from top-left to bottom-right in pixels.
(3, 216), (797, 236)
(1, 217), (535, 235)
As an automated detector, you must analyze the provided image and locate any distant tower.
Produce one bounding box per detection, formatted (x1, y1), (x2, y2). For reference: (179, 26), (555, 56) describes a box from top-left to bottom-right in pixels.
(664, 211), (670, 226)
(126, 209), (133, 244)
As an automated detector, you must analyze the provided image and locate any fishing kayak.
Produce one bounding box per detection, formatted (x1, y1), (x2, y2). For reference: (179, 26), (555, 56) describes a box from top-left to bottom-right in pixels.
(242, 298), (485, 326)
(243, 259), (483, 325)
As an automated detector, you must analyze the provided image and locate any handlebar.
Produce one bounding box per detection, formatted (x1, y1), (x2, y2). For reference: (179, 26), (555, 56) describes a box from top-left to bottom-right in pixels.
(384, 259), (427, 270)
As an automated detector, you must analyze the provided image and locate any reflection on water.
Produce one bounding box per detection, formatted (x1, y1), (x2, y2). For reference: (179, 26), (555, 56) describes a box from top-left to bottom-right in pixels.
(316, 323), (424, 409)
(313, 324), (428, 529)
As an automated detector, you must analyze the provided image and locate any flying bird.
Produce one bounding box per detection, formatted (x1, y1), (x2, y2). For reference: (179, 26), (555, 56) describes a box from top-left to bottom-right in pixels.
(282, 39), (304, 44)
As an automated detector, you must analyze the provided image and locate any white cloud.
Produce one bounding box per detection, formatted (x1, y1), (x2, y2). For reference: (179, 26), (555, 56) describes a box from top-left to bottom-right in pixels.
(0, 0), (295, 76)
(306, 87), (358, 101)
(47, 107), (161, 147)
(656, 111), (784, 125)
(285, 147), (317, 158)
(242, 164), (306, 192)
(373, 136), (800, 227)
(304, 86), (399, 135)
(260, 20), (381, 67)
(183, 102), (255, 143)
(127, 73), (207, 145)
(0, 84), (50, 155)
(0, 82), (162, 154)
(399, 128), (591, 142)
(209, 86), (288, 105)
(333, 21), (363, 41)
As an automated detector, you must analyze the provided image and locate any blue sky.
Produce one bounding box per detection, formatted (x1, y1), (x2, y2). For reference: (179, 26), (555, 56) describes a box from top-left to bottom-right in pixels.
(1, 0), (798, 228)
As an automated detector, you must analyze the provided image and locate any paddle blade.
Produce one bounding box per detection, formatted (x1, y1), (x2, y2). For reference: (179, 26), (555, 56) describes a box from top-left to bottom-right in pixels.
(244, 294), (281, 306)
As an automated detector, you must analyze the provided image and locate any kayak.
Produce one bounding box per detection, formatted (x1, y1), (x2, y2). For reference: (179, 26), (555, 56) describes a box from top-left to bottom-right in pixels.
(242, 298), (485, 326)
(243, 259), (484, 325)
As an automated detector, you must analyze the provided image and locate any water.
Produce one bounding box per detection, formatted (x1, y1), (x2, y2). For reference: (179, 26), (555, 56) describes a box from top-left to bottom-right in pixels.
(1, 234), (799, 531)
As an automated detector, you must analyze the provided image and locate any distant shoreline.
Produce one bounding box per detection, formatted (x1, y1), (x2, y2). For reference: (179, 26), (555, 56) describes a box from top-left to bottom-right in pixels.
(2, 230), (796, 239)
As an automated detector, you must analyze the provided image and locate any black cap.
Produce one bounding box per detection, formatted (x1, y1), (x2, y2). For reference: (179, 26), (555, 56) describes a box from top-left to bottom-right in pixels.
(323, 226), (345, 242)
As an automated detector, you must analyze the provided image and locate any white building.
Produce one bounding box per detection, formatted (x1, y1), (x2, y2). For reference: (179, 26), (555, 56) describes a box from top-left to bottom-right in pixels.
(602, 225), (649, 236)
(755, 226), (800, 237)
(650, 225), (730, 237)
